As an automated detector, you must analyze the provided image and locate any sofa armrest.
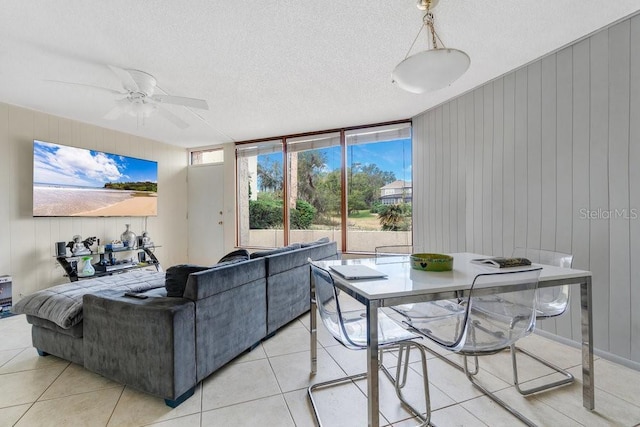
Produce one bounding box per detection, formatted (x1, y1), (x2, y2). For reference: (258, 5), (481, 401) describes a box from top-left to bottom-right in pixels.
(83, 293), (196, 401)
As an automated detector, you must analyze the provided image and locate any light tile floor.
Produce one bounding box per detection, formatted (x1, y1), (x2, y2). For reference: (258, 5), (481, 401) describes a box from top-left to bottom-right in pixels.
(1, 313), (639, 426)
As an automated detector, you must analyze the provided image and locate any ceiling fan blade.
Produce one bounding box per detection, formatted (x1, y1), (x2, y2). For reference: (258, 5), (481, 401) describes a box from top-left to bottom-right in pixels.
(103, 105), (123, 120)
(45, 79), (125, 95)
(151, 94), (209, 110)
(108, 65), (139, 93)
(156, 105), (189, 129)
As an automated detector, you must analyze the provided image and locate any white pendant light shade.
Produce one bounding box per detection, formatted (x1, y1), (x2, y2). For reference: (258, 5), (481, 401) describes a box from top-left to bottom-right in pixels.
(392, 48), (470, 94)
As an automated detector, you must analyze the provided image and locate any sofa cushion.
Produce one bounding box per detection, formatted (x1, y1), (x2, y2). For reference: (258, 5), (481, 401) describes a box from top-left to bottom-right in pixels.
(12, 269), (166, 328)
(165, 265), (211, 297)
(300, 237), (330, 248)
(183, 258), (266, 301)
(266, 241), (338, 276)
(217, 249), (250, 263)
(249, 243), (300, 259)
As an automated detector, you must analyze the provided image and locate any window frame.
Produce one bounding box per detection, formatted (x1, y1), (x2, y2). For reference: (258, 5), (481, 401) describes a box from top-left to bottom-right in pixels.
(234, 119), (412, 253)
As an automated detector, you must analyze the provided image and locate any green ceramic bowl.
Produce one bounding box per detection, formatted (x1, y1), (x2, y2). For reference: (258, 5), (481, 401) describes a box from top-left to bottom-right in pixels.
(410, 253), (453, 272)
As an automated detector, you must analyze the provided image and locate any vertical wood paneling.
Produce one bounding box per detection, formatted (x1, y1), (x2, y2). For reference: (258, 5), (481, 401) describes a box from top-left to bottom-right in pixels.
(555, 47), (579, 339)
(435, 107), (443, 250)
(540, 55), (558, 253)
(9, 108), (37, 296)
(442, 104), (451, 253)
(492, 80), (504, 256)
(465, 93), (475, 251)
(473, 89), (484, 253)
(526, 62), (543, 252)
(555, 48), (573, 253)
(514, 69), (528, 249)
(482, 84), (494, 255)
(412, 13), (640, 365)
(449, 100), (459, 251)
(629, 15), (640, 362)
(457, 98), (467, 250)
(585, 33), (611, 350)
(608, 20), (631, 357)
(502, 74), (516, 256)
(571, 39), (593, 338)
(0, 104), (10, 276)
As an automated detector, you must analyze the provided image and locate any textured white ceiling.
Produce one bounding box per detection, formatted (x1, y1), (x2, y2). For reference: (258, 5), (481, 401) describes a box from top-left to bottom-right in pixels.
(1, 1), (638, 148)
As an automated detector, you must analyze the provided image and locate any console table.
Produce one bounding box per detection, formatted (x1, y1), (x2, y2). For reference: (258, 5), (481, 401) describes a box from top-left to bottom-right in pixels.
(56, 246), (162, 282)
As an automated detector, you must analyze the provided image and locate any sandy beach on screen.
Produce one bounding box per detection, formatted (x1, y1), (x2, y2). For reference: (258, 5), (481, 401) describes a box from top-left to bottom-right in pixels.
(73, 196), (157, 216)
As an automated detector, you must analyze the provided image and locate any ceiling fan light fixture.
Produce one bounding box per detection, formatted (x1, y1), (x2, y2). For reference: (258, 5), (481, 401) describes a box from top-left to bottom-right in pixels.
(392, 0), (470, 94)
(128, 100), (156, 118)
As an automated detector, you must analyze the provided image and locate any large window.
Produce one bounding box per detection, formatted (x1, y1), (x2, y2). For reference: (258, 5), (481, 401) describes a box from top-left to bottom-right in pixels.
(236, 122), (412, 252)
(236, 140), (284, 248)
(345, 125), (412, 252)
(287, 133), (343, 245)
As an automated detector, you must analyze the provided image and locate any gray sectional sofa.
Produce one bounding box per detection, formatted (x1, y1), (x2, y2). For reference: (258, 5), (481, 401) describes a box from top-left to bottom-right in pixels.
(13, 240), (338, 407)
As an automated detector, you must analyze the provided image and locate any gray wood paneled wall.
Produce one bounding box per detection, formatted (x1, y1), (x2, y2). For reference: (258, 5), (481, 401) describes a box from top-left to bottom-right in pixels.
(413, 14), (640, 365)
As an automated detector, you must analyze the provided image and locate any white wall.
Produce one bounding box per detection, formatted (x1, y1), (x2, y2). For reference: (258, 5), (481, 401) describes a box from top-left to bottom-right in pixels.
(413, 14), (640, 366)
(0, 103), (189, 299)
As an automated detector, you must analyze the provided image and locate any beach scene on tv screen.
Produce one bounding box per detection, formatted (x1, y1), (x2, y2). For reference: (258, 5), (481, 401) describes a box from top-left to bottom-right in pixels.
(33, 140), (158, 217)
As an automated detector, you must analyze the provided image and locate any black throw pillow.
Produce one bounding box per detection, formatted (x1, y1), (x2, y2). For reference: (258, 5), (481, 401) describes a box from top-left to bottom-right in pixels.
(165, 264), (211, 297)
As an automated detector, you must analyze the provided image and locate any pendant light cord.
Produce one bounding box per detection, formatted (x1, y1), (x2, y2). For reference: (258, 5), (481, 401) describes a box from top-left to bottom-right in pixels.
(402, 10), (448, 60)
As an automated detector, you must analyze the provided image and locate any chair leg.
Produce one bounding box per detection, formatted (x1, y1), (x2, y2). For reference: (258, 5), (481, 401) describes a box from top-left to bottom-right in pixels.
(462, 356), (537, 427)
(309, 344), (432, 427)
(308, 372), (369, 427)
(511, 343), (574, 395)
(380, 344), (432, 427)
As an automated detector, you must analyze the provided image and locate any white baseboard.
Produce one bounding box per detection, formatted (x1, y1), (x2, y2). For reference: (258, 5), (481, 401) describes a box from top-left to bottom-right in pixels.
(534, 329), (640, 372)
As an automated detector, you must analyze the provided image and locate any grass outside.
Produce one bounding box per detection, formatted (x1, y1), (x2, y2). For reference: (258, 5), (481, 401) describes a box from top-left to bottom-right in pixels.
(310, 210), (383, 231)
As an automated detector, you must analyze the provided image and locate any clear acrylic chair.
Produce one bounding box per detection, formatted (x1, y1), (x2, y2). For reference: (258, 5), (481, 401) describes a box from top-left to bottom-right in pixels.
(374, 245), (413, 257)
(510, 247), (575, 395)
(395, 268), (542, 427)
(308, 261), (431, 427)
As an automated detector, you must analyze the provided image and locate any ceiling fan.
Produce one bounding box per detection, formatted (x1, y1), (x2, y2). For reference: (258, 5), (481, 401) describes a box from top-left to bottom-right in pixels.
(51, 65), (209, 129)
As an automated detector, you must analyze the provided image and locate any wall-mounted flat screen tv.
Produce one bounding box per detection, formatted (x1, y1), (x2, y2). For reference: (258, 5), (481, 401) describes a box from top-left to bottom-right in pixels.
(33, 140), (158, 217)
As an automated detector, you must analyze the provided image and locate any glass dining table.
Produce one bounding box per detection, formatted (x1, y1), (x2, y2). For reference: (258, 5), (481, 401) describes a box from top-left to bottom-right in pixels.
(309, 252), (594, 427)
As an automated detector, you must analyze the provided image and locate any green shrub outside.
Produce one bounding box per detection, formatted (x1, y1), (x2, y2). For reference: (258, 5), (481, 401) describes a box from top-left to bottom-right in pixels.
(249, 197), (317, 229)
(249, 196), (283, 229)
(290, 199), (316, 229)
(378, 203), (411, 231)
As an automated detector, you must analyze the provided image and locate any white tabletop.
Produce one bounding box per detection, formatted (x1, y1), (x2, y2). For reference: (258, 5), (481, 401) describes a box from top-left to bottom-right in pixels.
(314, 252), (592, 301)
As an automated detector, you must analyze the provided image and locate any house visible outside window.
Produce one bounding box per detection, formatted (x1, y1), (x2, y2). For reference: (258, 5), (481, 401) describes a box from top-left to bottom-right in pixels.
(380, 180), (412, 205)
(190, 148), (224, 165)
(235, 122), (412, 252)
(345, 124), (412, 252)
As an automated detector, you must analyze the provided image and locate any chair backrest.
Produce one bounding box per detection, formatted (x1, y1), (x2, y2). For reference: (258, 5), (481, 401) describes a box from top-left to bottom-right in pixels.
(512, 248), (573, 269)
(422, 268), (542, 354)
(310, 262), (362, 349)
(512, 248), (573, 317)
(374, 245), (413, 257)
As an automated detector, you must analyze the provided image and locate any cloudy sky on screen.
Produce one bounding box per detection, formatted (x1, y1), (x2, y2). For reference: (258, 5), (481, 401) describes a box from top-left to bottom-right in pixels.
(33, 140), (157, 188)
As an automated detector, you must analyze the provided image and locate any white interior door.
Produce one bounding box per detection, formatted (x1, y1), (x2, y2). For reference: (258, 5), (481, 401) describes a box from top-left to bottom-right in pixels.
(188, 164), (225, 265)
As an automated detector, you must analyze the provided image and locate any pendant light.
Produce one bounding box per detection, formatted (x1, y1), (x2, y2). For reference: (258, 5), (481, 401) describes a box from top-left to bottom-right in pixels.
(392, 0), (470, 94)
